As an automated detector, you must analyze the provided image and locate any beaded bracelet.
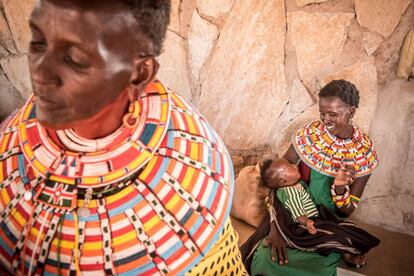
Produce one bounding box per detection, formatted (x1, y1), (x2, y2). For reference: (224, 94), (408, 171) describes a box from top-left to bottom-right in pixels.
(350, 194), (361, 208)
(330, 185), (350, 208)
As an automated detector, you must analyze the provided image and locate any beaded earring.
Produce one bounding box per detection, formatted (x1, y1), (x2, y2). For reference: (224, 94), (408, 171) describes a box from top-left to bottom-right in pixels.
(122, 100), (141, 128)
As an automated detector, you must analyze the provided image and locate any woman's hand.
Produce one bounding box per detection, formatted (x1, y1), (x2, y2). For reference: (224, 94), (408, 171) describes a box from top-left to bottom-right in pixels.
(263, 222), (288, 265)
(334, 166), (356, 186)
(334, 166), (356, 194)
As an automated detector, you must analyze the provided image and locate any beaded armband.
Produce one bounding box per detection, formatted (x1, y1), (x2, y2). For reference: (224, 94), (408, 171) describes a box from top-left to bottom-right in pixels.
(330, 185), (350, 208)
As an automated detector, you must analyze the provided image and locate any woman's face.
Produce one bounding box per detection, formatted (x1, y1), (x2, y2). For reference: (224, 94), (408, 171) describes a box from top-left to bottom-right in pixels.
(28, 0), (141, 129)
(319, 96), (355, 138)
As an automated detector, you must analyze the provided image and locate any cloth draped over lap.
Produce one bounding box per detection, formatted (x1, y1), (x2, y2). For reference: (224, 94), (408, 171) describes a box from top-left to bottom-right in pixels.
(240, 190), (380, 273)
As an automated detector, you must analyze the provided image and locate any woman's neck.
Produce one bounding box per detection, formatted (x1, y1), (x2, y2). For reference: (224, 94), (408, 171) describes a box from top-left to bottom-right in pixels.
(335, 125), (354, 139)
(71, 92), (130, 140)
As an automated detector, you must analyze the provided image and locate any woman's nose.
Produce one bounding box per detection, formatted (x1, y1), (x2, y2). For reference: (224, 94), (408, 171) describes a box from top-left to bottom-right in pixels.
(29, 51), (61, 86)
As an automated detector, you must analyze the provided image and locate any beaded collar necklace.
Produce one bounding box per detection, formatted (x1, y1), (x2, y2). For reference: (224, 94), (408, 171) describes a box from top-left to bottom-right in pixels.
(19, 81), (169, 189)
(293, 120), (379, 177)
(56, 127), (124, 153)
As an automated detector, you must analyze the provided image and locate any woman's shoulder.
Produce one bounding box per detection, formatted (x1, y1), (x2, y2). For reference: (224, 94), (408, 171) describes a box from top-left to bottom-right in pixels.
(165, 85), (226, 148)
(352, 125), (376, 147)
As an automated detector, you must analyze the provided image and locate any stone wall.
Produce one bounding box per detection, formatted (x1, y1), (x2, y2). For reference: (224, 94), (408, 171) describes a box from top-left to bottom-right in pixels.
(0, 0), (35, 120)
(0, 0), (413, 235)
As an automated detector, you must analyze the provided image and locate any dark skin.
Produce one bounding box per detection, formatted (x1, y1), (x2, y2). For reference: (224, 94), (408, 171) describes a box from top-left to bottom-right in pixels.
(267, 95), (370, 265)
(28, 0), (159, 139)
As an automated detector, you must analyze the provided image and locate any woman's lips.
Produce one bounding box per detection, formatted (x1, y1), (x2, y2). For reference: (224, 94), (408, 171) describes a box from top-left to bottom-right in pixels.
(36, 96), (61, 111)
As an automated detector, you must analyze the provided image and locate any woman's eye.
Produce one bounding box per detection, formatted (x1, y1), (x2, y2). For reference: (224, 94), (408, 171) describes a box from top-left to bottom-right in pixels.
(64, 55), (90, 70)
(29, 40), (47, 51)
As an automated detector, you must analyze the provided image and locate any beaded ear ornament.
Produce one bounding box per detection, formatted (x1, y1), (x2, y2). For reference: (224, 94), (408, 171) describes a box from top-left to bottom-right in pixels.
(122, 100), (141, 128)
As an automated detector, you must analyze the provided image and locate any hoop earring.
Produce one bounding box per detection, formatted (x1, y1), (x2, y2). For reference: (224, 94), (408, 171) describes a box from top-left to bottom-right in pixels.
(122, 100), (141, 128)
(349, 119), (353, 126)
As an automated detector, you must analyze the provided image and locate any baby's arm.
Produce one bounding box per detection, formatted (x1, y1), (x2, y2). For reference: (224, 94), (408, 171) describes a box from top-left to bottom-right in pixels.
(297, 216), (317, 235)
(281, 185), (317, 235)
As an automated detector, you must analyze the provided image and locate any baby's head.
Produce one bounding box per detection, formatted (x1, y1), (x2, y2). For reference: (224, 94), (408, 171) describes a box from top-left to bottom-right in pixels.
(260, 158), (301, 189)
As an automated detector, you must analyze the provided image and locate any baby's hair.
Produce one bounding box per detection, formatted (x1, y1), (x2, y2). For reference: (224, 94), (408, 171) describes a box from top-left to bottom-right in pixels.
(260, 159), (273, 187)
(259, 156), (287, 187)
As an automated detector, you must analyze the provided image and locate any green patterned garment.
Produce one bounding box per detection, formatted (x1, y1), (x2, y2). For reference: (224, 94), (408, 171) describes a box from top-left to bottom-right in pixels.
(277, 182), (319, 221)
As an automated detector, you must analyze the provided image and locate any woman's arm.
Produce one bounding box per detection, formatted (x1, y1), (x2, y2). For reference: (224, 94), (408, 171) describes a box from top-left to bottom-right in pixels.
(283, 144), (299, 164)
(333, 169), (371, 217)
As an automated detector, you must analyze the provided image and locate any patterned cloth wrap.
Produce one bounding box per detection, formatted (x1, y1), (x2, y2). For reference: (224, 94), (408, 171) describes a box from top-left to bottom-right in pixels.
(293, 121), (379, 177)
(0, 80), (246, 275)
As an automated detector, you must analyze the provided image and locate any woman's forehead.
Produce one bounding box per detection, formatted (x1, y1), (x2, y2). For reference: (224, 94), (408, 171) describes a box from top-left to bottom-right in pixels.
(30, 0), (140, 56)
(31, 0), (136, 36)
(319, 96), (348, 108)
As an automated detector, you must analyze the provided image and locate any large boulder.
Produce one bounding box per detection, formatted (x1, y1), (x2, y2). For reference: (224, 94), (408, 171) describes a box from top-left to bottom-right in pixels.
(355, 0), (412, 39)
(158, 31), (193, 101)
(188, 11), (218, 81)
(287, 11), (354, 95)
(2, 0), (36, 53)
(198, 0), (288, 150)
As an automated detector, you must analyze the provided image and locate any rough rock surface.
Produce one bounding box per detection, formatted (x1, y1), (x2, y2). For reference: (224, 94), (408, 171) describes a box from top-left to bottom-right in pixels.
(188, 11), (218, 81)
(169, 0), (181, 33)
(2, 0), (35, 53)
(295, 0), (328, 7)
(362, 29), (385, 56)
(196, 0), (233, 18)
(354, 80), (414, 236)
(157, 31), (192, 101)
(355, 0), (412, 38)
(375, 2), (414, 87)
(0, 73), (24, 121)
(0, 55), (31, 98)
(198, 0), (287, 150)
(287, 11), (354, 95)
(0, 10), (16, 55)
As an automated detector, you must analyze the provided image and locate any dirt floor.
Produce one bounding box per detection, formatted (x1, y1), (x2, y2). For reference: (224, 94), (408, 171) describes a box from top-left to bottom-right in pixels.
(232, 217), (414, 276)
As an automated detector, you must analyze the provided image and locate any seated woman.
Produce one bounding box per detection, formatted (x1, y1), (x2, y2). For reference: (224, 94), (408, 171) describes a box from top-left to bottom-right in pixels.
(261, 158), (379, 268)
(241, 79), (379, 275)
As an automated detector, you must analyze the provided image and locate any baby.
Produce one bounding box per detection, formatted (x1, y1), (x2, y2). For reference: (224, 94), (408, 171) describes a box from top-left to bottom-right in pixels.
(262, 158), (318, 235)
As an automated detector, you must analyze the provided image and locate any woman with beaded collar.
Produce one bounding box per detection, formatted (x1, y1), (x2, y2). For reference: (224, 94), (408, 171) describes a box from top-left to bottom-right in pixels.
(0, 0), (247, 275)
(242, 80), (379, 275)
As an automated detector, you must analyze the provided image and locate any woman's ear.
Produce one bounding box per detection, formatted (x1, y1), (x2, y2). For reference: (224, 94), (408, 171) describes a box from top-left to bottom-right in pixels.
(348, 106), (356, 118)
(128, 57), (159, 100)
